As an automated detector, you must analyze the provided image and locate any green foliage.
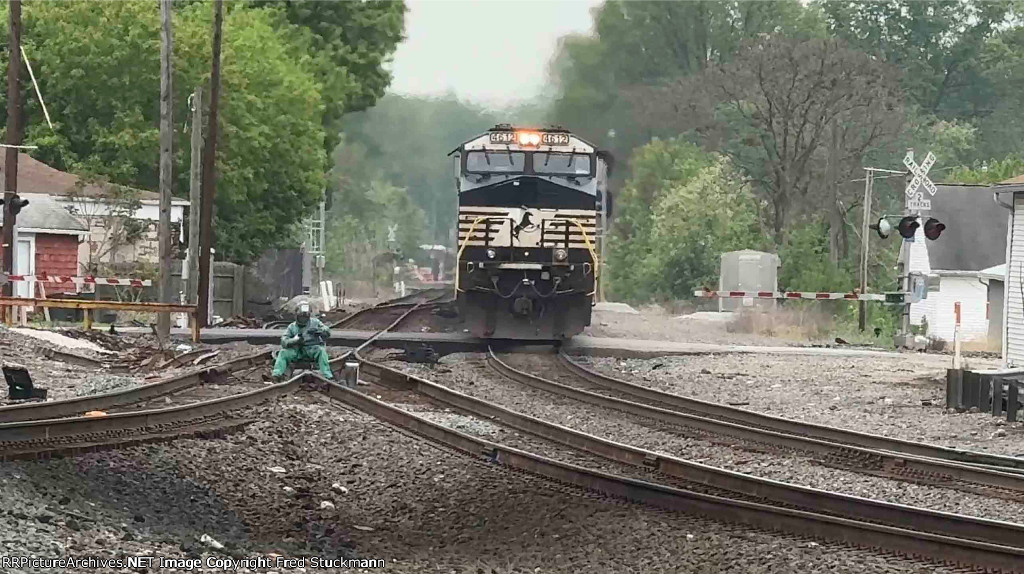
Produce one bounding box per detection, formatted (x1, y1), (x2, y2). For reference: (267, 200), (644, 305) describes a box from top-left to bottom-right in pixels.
(946, 156), (1024, 184)
(248, 0), (406, 162)
(823, 0), (1016, 118)
(334, 95), (500, 243)
(776, 222), (855, 293)
(548, 0), (821, 164)
(325, 180), (425, 286)
(608, 139), (766, 302)
(0, 0), (405, 264)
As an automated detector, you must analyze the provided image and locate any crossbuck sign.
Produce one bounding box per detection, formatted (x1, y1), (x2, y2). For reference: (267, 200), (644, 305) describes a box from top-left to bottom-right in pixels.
(904, 151), (937, 211)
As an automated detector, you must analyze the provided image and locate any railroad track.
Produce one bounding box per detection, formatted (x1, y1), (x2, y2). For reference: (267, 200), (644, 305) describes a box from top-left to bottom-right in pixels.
(553, 351), (1024, 473)
(0, 299), (433, 459)
(488, 350), (1024, 499)
(322, 353), (1024, 572)
(330, 287), (453, 331)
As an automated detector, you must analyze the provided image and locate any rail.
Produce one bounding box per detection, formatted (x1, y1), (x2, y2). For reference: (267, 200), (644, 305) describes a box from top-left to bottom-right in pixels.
(558, 351), (1024, 473)
(486, 350), (1024, 496)
(323, 362), (1024, 572)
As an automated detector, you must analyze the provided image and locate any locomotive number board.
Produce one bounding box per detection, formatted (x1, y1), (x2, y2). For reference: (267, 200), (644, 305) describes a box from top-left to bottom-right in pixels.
(489, 132), (571, 146)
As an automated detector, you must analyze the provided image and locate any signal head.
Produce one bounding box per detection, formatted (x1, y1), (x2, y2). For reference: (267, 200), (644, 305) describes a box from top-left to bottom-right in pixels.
(897, 216), (920, 239)
(870, 217), (892, 239)
(923, 217), (945, 240)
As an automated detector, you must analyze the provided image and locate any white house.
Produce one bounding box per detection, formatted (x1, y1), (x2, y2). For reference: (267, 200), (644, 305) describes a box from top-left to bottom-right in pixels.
(907, 184), (1011, 350)
(0, 153), (188, 275)
(991, 177), (1024, 366)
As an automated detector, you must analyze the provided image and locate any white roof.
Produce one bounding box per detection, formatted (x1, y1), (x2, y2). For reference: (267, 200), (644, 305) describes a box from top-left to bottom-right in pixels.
(979, 263), (1006, 281)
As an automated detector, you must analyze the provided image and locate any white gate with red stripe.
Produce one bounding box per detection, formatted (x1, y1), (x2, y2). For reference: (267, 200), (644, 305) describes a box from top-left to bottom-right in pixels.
(0, 274), (151, 287)
(694, 288), (904, 302)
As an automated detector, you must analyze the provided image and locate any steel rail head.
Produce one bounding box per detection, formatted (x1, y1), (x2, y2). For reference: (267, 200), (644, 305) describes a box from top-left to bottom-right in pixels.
(0, 350), (272, 423)
(485, 349), (1024, 495)
(358, 354), (1024, 548)
(315, 372), (1024, 573)
(556, 351), (1024, 473)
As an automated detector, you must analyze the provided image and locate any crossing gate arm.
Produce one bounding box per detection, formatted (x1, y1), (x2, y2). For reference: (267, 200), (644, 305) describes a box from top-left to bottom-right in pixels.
(694, 289), (907, 303)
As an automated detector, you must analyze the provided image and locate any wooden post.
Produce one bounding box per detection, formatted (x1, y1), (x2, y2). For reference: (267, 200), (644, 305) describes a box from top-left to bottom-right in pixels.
(157, 0), (174, 338)
(3, 0), (22, 299)
(83, 308), (92, 331)
(39, 281), (49, 322)
(231, 263), (243, 317)
(197, 0), (223, 328)
(953, 301), (962, 369)
(186, 86), (202, 305)
(858, 169), (873, 331)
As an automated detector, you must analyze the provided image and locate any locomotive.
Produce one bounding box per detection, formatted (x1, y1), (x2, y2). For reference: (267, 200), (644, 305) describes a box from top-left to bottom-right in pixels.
(451, 125), (611, 339)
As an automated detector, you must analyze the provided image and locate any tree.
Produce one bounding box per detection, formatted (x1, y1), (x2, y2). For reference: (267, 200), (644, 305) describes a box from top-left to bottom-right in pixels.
(248, 1), (406, 170)
(823, 0), (1016, 119)
(335, 95), (500, 243)
(6, 1), (335, 263)
(707, 36), (904, 245)
(548, 1), (822, 164)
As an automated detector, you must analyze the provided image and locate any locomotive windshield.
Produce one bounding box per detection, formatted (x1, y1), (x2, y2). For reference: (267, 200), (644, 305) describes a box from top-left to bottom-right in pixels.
(465, 150), (525, 174)
(532, 152), (591, 176)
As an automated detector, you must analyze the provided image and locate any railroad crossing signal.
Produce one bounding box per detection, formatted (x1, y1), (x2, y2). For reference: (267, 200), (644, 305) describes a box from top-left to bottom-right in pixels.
(871, 215), (945, 240)
(904, 150), (937, 211)
(904, 151), (937, 197)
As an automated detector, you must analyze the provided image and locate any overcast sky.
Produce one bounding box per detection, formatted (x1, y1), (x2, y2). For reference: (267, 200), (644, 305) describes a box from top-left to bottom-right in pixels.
(387, 0), (603, 108)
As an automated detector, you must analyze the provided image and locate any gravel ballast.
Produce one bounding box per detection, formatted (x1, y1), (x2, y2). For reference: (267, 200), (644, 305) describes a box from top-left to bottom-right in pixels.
(0, 387), (963, 573)
(380, 352), (1024, 526)
(577, 352), (1023, 456)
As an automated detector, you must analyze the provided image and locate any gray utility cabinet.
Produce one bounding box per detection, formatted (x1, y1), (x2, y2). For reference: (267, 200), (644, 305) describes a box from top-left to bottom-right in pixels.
(718, 250), (780, 312)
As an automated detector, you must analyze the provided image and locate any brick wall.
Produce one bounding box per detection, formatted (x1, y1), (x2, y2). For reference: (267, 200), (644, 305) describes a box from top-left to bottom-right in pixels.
(35, 233), (79, 295)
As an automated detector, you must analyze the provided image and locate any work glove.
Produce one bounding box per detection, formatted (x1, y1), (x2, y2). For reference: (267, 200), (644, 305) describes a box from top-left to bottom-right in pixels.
(286, 335), (302, 348)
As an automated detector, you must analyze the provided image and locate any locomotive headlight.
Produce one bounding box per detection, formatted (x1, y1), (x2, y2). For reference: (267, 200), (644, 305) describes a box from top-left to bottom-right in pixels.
(517, 131), (541, 146)
(554, 248), (568, 261)
(486, 248), (497, 259)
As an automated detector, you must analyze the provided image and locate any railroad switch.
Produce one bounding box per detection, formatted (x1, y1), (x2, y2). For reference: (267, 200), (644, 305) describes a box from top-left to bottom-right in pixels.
(4, 365), (46, 400)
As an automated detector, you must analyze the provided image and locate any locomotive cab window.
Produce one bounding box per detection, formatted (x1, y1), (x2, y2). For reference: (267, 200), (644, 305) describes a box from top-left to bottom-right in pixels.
(532, 152), (593, 176)
(465, 150), (525, 174)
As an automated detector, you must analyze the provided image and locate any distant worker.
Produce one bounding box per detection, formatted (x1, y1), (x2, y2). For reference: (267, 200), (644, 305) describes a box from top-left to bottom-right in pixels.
(272, 303), (334, 381)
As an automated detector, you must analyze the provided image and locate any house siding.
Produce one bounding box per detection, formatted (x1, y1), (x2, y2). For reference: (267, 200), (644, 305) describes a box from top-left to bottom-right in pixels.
(1006, 193), (1024, 365)
(34, 233), (78, 295)
(921, 276), (988, 344)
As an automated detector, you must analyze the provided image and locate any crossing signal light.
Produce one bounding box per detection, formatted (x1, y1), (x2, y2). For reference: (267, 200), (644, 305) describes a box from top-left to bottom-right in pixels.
(1, 194), (28, 215)
(923, 217), (945, 240)
(897, 216), (920, 239)
(870, 218), (892, 239)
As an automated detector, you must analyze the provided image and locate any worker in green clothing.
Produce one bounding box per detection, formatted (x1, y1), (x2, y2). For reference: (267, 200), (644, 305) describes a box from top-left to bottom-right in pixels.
(272, 303), (334, 381)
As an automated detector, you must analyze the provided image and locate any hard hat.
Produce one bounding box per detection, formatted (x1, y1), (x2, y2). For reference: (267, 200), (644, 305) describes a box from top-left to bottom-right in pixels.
(296, 303), (311, 325)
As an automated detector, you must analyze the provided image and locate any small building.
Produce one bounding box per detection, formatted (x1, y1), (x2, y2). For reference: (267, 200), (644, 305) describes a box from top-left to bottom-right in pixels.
(0, 153), (188, 275)
(907, 184), (1011, 349)
(0, 194), (89, 298)
(718, 250), (780, 312)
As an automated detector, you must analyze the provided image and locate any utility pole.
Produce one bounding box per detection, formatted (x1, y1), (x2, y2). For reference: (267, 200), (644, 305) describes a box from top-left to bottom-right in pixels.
(186, 87), (202, 305)
(2, 0), (21, 308)
(157, 0), (174, 338)
(895, 150), (915, 347)
(197, 0), (223, 327)
(858, 169), (873, 332)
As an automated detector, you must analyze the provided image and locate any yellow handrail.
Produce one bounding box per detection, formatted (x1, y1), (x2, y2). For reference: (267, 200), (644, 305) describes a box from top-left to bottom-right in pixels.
(563, 217), (600, 297)
(455, 216), (497, 293)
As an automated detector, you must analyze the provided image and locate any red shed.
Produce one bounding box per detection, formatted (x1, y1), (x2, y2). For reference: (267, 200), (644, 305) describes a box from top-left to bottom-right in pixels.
(0, 194), (88, 297)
